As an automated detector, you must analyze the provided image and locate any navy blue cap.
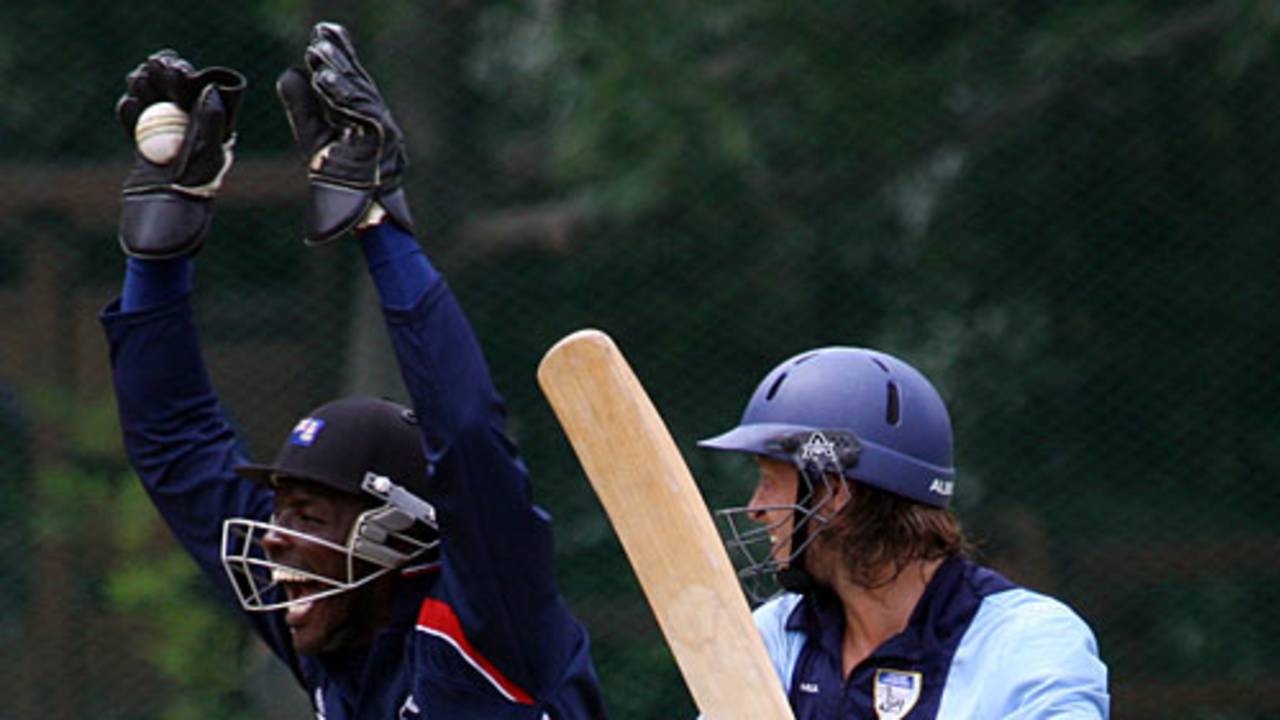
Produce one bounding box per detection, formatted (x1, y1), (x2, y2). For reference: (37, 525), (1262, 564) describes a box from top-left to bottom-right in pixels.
(236, 396), (427, 497)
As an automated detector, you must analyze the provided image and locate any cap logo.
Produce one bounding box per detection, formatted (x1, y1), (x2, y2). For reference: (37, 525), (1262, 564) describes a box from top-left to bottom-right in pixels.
(289, 417), (326, 447)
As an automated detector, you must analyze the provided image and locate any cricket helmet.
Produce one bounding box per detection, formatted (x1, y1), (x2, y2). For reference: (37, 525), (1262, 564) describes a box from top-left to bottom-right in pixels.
(700, 347), (955, 599)
(701, 347), (955, 505)
(221, 396), (440, 613)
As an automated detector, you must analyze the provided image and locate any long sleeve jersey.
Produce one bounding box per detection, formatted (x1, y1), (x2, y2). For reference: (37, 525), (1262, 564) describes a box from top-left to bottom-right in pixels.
(102, 255), (607, 719)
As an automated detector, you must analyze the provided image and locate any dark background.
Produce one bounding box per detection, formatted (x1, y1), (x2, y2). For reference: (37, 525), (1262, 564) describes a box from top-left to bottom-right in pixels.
(1, 1), (1276, 718)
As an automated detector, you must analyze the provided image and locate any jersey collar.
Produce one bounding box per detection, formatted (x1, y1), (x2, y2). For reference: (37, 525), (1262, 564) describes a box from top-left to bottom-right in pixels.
(784, 555), (984, 665)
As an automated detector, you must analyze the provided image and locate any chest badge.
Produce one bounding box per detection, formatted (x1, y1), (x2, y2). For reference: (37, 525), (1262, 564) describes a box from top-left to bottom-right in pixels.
(873, 668), (922, 720)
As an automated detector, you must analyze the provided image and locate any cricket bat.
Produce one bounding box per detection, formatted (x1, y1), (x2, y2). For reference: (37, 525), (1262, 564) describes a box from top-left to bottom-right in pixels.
(537, 329), (794, 720)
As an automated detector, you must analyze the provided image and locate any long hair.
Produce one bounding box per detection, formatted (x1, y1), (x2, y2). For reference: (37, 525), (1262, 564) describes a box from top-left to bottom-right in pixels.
(828, 480), (969, 588)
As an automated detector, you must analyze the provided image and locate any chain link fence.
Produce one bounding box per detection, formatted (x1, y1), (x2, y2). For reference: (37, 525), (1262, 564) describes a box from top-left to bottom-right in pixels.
(2, 2), (1278, 718)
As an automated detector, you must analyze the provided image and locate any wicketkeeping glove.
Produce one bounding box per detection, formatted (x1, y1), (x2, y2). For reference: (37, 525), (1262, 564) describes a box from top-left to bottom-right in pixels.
(117, 50), (246, 258)
(277, 22), (413, 245)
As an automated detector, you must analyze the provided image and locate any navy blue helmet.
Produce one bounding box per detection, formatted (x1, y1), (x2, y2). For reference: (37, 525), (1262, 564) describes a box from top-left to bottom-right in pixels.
(701, 347), (955, 599)
(700, 347), (955, 506)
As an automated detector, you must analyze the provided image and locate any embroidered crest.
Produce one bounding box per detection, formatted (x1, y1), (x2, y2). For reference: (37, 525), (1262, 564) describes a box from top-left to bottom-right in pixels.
(290, 417), (326, 447)
(874, 668), (922, 720)
(800, 431), (839, 465)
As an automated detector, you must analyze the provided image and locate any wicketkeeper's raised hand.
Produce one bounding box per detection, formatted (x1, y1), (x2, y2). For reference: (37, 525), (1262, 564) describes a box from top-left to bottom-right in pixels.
(117, 50), (246, 258)
(277, 22), (413, 245)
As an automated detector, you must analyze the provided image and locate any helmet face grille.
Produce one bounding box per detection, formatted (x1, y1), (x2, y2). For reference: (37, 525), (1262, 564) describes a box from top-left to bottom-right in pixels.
(715, 473), (844, 603)
(219, 499), (439, 614)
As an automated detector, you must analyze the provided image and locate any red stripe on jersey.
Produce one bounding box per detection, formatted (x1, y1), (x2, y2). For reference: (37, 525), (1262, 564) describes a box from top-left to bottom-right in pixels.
(416, 598), (535, 705)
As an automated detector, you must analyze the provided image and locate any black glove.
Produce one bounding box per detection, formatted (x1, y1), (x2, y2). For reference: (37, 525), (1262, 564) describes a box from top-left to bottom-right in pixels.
(277, 22), (413, 245)
(116, 50), (246, 259)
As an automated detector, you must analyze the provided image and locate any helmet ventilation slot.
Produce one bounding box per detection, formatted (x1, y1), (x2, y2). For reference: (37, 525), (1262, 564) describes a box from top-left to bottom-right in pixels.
(765, 372), (788, 401)
(885, 381), (901, 425)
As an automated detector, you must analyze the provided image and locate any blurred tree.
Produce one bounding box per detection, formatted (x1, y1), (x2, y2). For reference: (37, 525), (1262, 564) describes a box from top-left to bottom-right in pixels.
(0, 383), (30, 678)
(0, 1), (301, 161)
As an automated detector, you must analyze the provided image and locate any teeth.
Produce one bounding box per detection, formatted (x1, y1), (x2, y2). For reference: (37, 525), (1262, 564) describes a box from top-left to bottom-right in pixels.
(272, 568), (312, 584)
(286, 600), (314, 624)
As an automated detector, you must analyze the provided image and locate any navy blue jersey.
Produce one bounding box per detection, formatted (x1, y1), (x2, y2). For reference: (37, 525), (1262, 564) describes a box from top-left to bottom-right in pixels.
(752, 556), (1109, 719)
(102, 275), (606, 719)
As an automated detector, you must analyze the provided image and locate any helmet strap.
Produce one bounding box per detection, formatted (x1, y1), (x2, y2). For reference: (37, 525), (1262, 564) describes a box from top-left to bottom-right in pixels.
(777, 460), (822, 594)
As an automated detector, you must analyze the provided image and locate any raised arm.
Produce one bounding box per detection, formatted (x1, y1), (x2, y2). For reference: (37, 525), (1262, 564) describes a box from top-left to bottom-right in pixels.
(277, 23), (601, 713)
(103, 51), (294, 666)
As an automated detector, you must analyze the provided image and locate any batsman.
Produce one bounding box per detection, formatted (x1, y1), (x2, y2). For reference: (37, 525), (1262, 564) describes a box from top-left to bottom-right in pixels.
(103, 24), (607, 719)
(700, 348), (1111, 718)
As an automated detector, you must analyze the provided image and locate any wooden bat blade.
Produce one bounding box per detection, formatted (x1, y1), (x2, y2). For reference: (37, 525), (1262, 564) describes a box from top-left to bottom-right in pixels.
(537, 329), (794, 720)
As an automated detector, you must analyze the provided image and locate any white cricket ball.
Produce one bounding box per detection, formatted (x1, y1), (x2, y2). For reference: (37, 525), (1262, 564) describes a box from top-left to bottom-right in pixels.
(134, 101), (189, 165)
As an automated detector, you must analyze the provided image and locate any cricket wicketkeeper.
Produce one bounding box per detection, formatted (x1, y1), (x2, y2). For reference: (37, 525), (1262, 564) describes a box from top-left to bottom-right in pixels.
(104, 22), (607, 719)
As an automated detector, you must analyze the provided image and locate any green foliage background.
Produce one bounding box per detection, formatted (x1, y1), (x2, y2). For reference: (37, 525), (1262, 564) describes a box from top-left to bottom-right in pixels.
(2, 1), (1278, 718)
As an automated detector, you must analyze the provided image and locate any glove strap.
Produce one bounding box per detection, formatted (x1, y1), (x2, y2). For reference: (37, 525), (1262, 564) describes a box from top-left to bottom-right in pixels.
(122, 138), (237, 199)
(119, 194), (213, 259)
(304, 181), (373, 245)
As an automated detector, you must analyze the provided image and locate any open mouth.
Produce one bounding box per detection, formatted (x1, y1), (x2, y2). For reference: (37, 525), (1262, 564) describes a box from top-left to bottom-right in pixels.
(272, 568), (327, 625)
